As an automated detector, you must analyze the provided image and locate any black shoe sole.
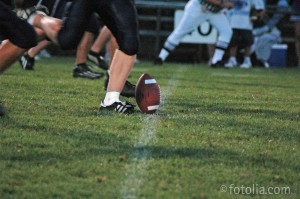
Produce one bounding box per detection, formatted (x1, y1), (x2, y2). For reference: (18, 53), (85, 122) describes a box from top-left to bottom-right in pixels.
(73, 73), (104, 79)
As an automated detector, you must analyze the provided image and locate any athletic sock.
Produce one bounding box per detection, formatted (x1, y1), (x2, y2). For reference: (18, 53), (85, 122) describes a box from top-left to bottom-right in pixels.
(158, 48), (169, 61)
(211, 49), (225, 64)
(103, 91), (120, 106)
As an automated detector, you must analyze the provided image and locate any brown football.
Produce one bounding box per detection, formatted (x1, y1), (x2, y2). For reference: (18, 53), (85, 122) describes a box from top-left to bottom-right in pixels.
(135, 73), (160, 114)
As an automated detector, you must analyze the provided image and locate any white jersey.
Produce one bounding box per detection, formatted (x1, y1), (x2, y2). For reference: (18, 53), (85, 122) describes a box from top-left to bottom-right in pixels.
(228, 0), (265, 30)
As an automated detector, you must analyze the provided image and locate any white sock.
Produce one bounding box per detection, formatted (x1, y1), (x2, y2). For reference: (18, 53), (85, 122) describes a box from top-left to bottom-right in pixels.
(103, 91), (120, 106)
(230, 56), (237, 62)
(158, 48), (169, 61)
(28, 13), (37, 25)
(244, 56), (251, 63)
(28, 12), (46, 25)
(211, 49), (225, 64)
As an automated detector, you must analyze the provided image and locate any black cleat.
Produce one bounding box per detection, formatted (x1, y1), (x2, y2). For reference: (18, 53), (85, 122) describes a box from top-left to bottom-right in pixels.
(99, 101), (135, 114)
(0, 103), (5, 117)
(104, 72), (136, 98)
(73, 63), (104, 79)
(154, 57), (163, 65)
(88, 51), (109, 70)
(19, 54), (35, 70)
(210, 61), (225, 68)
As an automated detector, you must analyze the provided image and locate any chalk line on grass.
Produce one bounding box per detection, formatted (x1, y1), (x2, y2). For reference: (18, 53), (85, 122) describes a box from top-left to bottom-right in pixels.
(120, 67), (185, 199)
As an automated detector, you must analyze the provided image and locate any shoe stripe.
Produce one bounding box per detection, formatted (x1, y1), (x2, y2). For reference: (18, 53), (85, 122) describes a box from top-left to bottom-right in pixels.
(21, 57), (28, 69)
(88, 55), (99, 65)
(116, 104), (128, 113)
(81, 71), (101, 78)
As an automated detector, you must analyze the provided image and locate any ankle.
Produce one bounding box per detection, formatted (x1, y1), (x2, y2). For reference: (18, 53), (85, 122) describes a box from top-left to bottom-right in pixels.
(103, 91), (120, 106)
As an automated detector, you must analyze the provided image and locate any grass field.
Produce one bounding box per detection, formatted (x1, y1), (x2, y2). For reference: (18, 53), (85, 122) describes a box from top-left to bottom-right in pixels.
(0, 57), (299, 199)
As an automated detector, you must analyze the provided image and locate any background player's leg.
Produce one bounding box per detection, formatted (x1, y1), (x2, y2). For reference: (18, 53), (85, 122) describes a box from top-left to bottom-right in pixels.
(0, 41), (26, 73)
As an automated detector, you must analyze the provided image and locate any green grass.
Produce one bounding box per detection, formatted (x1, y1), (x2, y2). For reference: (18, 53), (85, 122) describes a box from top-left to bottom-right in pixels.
(0, 57), (299, 199)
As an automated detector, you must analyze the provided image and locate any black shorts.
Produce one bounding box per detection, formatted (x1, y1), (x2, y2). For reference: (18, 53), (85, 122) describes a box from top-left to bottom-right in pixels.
(0, 2), (37, 49)
(18, 0), (100, 34)
(230, 29), (254, 47)
(51, 1), (100, 35)
(57, 0), (139, 54)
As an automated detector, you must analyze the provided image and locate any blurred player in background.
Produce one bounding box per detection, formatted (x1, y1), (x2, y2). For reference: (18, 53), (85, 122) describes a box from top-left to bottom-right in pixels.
(251, 0), (289, 68)
(290, 0), (300, 68)
(0, 0), (39, 116)
(154, 0), (233, 67)
(16, 0), (105, 79)
(16, 0), (136, 97)
(27, 0), (139, 113)
(251, 0), (289, 67)
(225, 0), (265, 68)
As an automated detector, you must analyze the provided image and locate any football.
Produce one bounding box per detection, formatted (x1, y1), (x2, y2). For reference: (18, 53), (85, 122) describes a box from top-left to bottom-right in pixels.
(135, 73), (160, 114)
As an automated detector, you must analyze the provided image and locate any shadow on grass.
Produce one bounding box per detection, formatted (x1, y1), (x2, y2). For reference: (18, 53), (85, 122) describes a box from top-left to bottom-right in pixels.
(169, 102), (300, 141)
(0, 119), (298, 174)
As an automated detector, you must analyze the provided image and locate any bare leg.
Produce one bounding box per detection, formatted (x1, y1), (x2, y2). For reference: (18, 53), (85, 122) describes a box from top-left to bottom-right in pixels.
(0, 41), (26, 73)
(244, 46), (251, 57)
(32, 14), (62, 45)
(109, 36), (118, 65)
(28, 40), (51, 58)
(76, 32), (94, 64)
(90, 26), (112, 54)
(230, 46), (237, 57)
(107, 49), (134, 92)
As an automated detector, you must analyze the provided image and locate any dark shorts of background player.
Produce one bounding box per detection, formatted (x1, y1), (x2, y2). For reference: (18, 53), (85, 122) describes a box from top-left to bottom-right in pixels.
(290, 0), (300, 22)
(229, 29), (254, 47)
(50, 0), (100, 35)
(19, 0), (101, 35)
(0, 2), (37, 49)
(57, 0), (139, 54)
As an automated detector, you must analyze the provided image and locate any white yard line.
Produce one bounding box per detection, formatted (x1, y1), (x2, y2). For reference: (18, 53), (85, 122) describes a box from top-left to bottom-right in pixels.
(120, 67), (185, 199)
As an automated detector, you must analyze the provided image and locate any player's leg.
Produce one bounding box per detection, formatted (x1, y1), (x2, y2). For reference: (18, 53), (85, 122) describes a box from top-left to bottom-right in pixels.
(91, 26), (112, 54)
(225, 29), (238, 68)
(0, 2), (38, 116)
(96, 0), (139, 113)
(88, 26), (110, 70)
(28, 40), (50, 58)
(30, 0), (93, 49)
(73, 31), (104, 79)
(154, 0), (203, 64)
(0, 41), (28, 72)
(240, 30), (254, 68)
(101, 31), (136, 98)
(76, 32), (94, 67)
(209, 13), (233, 67)
(30, 14), (62, 45)
(19, 40), (50, 70)
(0, 2), (38, 72)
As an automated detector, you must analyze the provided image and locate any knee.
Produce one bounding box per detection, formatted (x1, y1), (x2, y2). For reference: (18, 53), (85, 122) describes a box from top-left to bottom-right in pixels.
(219, 30), (233, 44)
(225, 28), (233, 42)
(118, 35), (140, 56)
